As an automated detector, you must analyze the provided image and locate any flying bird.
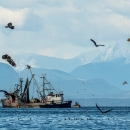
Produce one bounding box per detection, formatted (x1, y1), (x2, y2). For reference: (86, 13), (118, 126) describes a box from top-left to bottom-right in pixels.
(5, 22), (15, 29)
(96, 103), (113, 114)
(0, 90), (15, 100)
(122, 81), (127, 85)
(90, 39), (105, 47)
(82, 82), (85, 84)
(2, 54), (16, 67)
(127, 38), (130, 42)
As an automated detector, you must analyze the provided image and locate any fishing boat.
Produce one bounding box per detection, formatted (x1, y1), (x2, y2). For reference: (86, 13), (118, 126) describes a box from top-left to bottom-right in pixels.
(0, 65), (72, 108)
(72, 102), (81, 108)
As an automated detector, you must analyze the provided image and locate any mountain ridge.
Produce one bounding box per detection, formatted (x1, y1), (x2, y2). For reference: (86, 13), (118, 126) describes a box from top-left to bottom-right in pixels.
(10, 43), (130, 73)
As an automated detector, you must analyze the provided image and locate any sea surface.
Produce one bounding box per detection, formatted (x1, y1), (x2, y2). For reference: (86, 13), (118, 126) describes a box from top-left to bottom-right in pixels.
(0, 107), (130, 130)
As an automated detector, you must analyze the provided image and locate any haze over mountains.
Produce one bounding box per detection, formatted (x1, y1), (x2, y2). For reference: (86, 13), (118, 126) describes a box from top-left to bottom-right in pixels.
(12, 43), (130, 72)
(0, 63), (19, 92)
(70, 57), (130, 90)
(0, 43), (130, 100)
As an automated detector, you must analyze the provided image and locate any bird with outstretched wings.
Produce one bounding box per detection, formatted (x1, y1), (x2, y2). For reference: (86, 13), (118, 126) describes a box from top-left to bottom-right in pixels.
(122, 81), (127, 85)
(0, 90), (15, 100)
(127, 38), (130, 42)
(5, 22), (15, 29)
(96, 103), (113, 114)
(90, 39), (105, 47)
(2, 54), (16, 67)
(0, 90), (10, 95)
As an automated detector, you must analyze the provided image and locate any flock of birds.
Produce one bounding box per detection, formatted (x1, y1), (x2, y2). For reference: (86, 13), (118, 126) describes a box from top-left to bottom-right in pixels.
(90, 37), (129, 86)
(80, 35), (129, 114)
(2, 22), (130, 114)
(2, 23), (16, 67)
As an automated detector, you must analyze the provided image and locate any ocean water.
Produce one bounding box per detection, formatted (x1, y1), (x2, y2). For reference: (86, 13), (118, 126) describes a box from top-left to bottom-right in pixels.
(0, 107), (130, 130)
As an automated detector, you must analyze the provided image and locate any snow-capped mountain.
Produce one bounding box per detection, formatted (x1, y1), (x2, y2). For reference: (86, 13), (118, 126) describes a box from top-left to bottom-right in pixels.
(0, 42), (130, 99)
(13, 53), (82, 72)
(12, 43), (130, 73)
(78, 43), (130, 64)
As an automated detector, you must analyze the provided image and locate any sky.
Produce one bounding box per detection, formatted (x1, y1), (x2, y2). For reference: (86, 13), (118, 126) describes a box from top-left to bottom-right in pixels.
(0, 0), (130, 59)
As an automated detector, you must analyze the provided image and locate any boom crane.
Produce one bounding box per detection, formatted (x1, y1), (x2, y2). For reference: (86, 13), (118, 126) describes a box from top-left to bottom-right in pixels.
(26, 65), (44, 101)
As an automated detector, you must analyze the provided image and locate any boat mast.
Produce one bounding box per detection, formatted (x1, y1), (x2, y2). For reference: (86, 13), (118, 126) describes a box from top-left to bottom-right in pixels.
(19, 78), (23, 95)
(26, 65), (44, 101)
(22, 75), (34, 99)
(41, 76), (58, 94)
(41, 75), (46, 98)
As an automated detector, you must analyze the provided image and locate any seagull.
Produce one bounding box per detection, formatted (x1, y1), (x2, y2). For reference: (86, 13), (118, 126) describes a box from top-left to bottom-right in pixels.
(2, 54), (16, 67)
(96, 103), (113, 114)
(90, 39), (105, 47)
(127, 38), (130, 42)
(0, 90), (15, 100)
(122, 81), (127, 85)
(5, 22), (15, 29)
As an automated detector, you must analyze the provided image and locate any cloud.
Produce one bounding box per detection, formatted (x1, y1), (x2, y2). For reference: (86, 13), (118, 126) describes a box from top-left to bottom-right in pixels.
(0, 0), (38, 9)
(0, 0), (130, 59)
(0, 6), (28, 27)
(22, 10), (43, 31)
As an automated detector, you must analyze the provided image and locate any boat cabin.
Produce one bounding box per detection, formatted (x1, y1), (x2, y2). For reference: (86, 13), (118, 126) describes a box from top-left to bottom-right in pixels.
(46, 92), (64, 104)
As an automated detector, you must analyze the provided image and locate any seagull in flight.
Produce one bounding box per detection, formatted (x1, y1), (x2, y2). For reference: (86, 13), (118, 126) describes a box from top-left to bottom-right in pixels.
(127, 38), (130, 42)
(5, 22), (15, 29)
(0, 90), (15, 100)
(122, 81), (127, 85)
(82, 82), (85, 84)
(90, 39), (105, 47)
(96, 103), (113, 114)
(2, 54), (16, 67)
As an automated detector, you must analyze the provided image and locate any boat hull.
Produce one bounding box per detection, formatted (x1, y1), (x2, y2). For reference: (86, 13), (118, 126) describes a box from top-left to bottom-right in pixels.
(40, 101), (72, 108)
(1, 99), (19, 108)
(72, 105), (80, 108)
(1, 100), (72, 108)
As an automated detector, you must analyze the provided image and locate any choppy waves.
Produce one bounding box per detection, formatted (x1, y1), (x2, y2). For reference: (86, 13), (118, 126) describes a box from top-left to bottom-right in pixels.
(0, 107), (130, 130)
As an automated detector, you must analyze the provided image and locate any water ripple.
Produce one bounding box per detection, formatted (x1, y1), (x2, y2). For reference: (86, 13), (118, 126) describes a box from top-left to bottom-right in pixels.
(0, 107), (129, 129)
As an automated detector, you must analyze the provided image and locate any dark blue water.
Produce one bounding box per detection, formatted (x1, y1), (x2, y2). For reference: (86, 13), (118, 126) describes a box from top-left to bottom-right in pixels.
(0, 107), (130, 130)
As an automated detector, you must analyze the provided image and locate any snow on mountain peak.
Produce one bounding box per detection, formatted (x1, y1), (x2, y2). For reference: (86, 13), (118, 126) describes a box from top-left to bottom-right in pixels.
(103, 43), (130, 60)
(10, 42), (130, 73)
(14, 53), (38, 71)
